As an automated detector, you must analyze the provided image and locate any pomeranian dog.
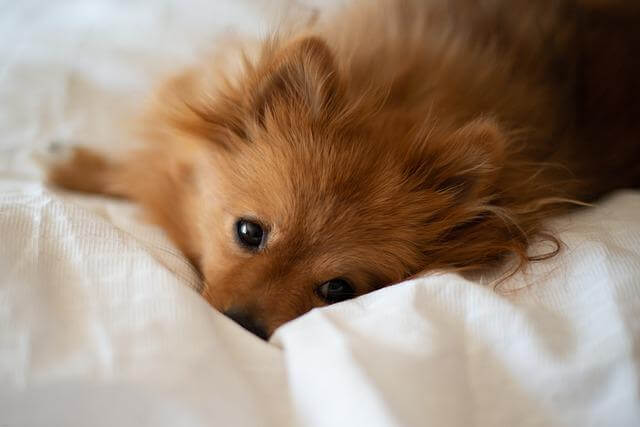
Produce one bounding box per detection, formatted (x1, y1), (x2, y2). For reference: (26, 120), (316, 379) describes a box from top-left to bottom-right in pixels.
(49, 0), (640, 339)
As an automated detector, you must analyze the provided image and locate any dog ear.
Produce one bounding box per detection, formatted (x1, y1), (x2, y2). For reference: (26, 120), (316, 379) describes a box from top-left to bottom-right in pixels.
(411, 118), (507, 200)
(250, 36), (342, 125)
(155, 36), (341, 148)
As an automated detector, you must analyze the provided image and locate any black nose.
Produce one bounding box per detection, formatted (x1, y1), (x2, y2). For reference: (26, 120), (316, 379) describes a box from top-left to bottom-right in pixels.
(224, 309), (269, 340)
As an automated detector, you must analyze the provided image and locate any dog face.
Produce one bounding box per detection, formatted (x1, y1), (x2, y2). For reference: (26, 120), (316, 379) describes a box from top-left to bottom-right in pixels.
(194, 118), (437, 338)
(159, 36), (509, 338)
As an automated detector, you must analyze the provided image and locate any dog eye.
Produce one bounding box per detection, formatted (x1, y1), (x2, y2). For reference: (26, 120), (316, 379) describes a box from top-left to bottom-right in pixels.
(316, 279), (355, 304)
(235, 219), (265, 250)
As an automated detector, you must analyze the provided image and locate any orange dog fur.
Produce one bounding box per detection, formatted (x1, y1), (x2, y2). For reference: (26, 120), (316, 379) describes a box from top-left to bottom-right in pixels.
(49, 0), (640, 338)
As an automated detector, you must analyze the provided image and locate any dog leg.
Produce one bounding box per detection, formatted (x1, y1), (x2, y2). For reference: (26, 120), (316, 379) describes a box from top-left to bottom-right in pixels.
(46, 144), (128, 197)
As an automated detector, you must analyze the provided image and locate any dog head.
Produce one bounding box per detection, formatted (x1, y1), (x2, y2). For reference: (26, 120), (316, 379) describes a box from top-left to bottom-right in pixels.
(156, 36), (510, 338)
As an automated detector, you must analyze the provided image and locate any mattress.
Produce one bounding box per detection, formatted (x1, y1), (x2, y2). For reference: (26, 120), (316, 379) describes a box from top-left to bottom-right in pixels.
(1, 1), (639, 426)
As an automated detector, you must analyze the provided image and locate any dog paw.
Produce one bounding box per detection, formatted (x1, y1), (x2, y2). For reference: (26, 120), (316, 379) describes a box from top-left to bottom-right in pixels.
(42, 144), (120, 195)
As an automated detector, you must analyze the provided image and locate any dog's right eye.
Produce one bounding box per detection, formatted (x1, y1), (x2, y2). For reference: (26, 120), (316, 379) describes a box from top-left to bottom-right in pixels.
(316, 278), (355, 304)
(235, 219), (265, 250)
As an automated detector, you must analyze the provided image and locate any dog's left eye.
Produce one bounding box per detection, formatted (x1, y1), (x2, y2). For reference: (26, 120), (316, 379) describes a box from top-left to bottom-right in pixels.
(235, 219), (265, 250)
(316, 279), (355, 304)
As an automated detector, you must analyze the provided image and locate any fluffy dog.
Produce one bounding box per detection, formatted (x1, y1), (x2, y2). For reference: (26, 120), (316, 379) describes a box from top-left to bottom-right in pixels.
(50, 0), (640, 338)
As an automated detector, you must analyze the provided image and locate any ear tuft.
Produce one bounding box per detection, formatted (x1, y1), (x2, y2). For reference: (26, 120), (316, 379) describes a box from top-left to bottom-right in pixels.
(251, 36), (341, 124)
(430, 118), (507, 199)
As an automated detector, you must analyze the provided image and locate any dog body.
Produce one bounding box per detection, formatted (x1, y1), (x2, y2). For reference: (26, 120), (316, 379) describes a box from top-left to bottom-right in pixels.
(51, 0), (640, 337)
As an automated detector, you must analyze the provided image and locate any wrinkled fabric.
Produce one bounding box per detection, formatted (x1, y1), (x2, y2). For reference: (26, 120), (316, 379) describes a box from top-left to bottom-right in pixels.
(1, 1), (639, 426)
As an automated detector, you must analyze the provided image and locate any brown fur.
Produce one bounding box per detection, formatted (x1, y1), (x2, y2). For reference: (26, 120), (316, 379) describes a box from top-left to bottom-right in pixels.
(49, 0), (640, 337)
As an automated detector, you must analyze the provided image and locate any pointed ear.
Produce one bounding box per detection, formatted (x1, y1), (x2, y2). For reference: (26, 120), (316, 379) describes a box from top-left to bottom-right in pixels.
(426, 118), (507, 199)
(250, 36), (341, 124)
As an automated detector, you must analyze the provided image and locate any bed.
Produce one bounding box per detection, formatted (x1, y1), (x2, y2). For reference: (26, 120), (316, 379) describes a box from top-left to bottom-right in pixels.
(1, 1), (639, 426)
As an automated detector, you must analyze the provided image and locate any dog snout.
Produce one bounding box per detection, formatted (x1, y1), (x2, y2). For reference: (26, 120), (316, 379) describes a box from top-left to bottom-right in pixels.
(224, 308), (269, 340)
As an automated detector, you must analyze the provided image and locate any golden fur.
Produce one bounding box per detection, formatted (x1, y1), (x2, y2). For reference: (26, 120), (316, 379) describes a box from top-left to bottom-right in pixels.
(50, 0), (640, 337)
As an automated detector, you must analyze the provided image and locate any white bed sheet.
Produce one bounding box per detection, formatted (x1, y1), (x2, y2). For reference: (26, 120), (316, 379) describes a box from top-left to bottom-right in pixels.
(1, 1), (639, 426)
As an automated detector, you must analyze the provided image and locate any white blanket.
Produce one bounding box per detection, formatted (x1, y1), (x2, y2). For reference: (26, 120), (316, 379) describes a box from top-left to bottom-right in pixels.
(1, 1), (639, 426)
